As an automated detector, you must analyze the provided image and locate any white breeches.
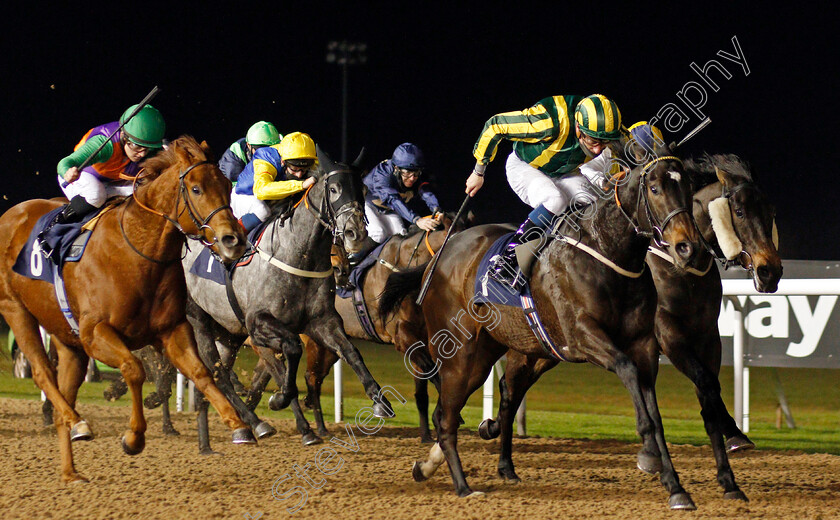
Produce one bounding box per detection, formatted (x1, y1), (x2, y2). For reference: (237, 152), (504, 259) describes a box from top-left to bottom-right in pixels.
(364, 201), (407, 243)
(59, 172), (134, 208)
(505, 152), (598, 215)
(231, 191), (271, 221)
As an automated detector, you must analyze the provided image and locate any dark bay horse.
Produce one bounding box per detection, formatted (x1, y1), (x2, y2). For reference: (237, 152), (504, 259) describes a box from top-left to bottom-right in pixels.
(380, 144), (703, 508)
(0, 136), (254, 482)
(250, 214), (472, 442)
(182, 154), (396, 452)
(479, 153), (781, 503)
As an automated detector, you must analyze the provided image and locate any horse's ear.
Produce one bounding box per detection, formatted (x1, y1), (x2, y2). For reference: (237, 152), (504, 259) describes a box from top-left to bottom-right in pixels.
(199, 140), (216, 163)
(351, 147), (366, 169)
(714, 166), (733, 189)
(316, 144), (337, 174)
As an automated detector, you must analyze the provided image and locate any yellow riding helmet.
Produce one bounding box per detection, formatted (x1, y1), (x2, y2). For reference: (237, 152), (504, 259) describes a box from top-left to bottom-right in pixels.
(278, 132), (317, 161)
(574, 94), (622, 140)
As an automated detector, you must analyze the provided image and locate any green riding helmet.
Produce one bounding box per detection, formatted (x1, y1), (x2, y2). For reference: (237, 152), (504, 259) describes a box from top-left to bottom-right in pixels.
(120, 104), (166, 148)
(574, 94), (622, 141)
(246, 121), (282, 146)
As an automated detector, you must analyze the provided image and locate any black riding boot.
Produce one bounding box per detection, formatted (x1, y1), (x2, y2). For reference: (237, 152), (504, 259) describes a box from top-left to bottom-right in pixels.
(488, 218), (550, 290)
(38, 195), (97, 260)
(348, 236), (379, 267)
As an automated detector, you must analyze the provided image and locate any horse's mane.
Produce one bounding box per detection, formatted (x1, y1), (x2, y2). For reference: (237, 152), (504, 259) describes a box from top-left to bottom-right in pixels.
(684, 153), (753, 191)
(139, 136), (211, 182)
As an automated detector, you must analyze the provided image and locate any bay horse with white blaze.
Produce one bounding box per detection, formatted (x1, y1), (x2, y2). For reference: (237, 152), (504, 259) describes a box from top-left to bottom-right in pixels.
(380, 143), (703, 509)
(0, 136), (254, 482)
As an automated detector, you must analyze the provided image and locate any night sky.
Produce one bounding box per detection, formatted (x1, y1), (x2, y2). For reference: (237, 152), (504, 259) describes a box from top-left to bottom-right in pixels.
(3, 4), (836, 259)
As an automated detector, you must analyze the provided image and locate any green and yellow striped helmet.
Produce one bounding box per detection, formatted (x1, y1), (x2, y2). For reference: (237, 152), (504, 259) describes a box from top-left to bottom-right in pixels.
(574, 94), (622, 141)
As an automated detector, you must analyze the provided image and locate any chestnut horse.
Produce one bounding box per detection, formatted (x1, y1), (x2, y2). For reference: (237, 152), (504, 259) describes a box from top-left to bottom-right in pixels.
(380, 144), (704, 509)
(0, 137), (254, 483)
(479, 153), (781, 504)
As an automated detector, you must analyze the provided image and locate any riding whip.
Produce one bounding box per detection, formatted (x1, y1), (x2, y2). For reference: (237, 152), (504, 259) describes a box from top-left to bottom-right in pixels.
(415, 194), (471, 305)
(674, 117), (711, 148)
(76, 85), (162, 172)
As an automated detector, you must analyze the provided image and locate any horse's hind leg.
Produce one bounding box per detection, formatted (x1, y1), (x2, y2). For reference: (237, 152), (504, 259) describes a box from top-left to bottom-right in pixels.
(151, 350), (179, 436)
(0, 309), (85, 434)
(303, 334), (337, 437)
(52, 336), (90, 483)
(255, 345), (322, 446)
(494, 354), (558, 482)
(245, 357), (272, 411)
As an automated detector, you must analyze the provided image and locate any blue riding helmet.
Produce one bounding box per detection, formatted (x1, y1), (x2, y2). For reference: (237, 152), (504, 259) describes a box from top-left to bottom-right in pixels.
(391, 142), (426, 171)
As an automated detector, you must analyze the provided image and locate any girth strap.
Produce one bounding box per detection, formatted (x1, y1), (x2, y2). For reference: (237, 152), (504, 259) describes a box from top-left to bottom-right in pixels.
(53, 269), (80, 335)
(520, 286), (569, 362)
(351, 282), (386, 344)
(224, 266), (247, 326)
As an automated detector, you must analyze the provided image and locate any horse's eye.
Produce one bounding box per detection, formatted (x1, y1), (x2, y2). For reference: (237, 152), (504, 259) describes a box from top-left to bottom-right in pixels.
(734, 207), (744, 218)
(191, 186), (201, 195)
(330, 186), (338, 193)
(649, 185), (659, 195)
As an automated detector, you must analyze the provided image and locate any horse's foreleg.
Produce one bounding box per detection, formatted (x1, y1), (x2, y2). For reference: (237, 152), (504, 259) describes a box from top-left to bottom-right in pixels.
(254, 344), (322, 446)
(85, 322), (147, 456)
(249, 315), (302, 412)
(305, 316), (393, 418)
(154, 351), (179, 436)
(52, 336), (89, 483)
(660, 330), (747, 500)
(160, 321), (255, 446)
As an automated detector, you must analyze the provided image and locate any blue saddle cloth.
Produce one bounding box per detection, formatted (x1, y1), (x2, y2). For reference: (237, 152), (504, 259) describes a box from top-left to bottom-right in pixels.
(473, 232), (522, 307)
(12, 207), (97, 280)
(336, 240), (389, 299)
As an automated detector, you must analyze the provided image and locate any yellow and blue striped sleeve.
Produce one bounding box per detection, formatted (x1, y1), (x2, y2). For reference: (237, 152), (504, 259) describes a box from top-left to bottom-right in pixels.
(472, 103), (556, 165)
(252, 159), (305, 200)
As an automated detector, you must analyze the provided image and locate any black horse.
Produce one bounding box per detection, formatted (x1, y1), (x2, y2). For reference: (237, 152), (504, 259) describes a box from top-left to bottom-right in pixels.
(479, 153), (780, 504)
(380, 142), (704, 509)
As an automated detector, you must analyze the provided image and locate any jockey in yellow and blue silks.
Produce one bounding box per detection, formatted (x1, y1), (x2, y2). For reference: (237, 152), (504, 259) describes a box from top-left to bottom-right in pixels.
(218, 121), (282, 185)
(464, 94), (623, 289)
(231, 131), (317, 232)
(38, 104), (166, 260)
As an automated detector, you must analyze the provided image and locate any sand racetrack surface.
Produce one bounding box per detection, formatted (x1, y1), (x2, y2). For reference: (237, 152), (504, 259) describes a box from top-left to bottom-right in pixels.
(1, 397), (838, 520)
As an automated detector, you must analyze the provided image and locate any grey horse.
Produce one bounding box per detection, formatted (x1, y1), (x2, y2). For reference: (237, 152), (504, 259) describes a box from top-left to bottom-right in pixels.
(182, 152), (394, 453)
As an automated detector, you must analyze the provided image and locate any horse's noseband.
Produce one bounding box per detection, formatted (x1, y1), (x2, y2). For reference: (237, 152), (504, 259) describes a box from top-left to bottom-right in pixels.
(309, 169), (364, 244)
(639, 156), (690, 248)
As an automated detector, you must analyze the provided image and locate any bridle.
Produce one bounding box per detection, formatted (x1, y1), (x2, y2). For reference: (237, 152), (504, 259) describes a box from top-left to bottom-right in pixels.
(614, 155), (690, 248)
(715, 180), (763, 273)
(121, 160), (233, 264)
(300, 168), (365, 248)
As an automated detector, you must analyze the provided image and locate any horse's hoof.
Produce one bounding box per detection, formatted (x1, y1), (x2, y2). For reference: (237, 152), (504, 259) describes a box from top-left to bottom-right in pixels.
(66, 475), (90, 485)
(70, 420), (93, 442)
(498, 469), (521, 483)
(636, 450), (663, 475)
(121, 435), (144, 456)
(726, 435), (756, 453)
(232, 427), (257, 445)
(372, 401), (395, 418)
(668, 492), (697, 510)
(420, 434), (436, 444)
(412, 461), (428, 482)
(200, 448), (223, 456)
(478, 419), (498, 440)
(143, 393), (164, 409)
(724, 489), (749, 502)
(268, 392), (292, 411)
(301, 432), (323, 446)
(163, 427), (181, 437)
(317, 428), (330, 438)
(464, 491), (485, 498)
(254, 421), (277, 439)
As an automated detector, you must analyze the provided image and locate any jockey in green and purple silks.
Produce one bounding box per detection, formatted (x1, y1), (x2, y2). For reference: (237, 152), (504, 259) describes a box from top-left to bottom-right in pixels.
(38, 104), (165, 260)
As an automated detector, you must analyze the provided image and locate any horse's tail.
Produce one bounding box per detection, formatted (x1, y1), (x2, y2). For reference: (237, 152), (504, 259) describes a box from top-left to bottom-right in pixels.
(378, 262), (429, 322)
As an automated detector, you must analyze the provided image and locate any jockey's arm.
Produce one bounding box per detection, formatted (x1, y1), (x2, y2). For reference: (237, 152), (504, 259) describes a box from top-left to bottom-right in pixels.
(57, 135), (113, 179)
(252, 159), (305, 200)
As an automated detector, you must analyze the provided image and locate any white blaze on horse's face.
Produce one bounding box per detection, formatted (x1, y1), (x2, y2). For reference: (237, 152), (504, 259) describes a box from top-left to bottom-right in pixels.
(668, 170), (682, 182)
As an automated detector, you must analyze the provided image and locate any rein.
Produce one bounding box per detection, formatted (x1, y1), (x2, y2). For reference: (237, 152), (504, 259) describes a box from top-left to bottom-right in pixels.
(120, 160), (232, 264)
